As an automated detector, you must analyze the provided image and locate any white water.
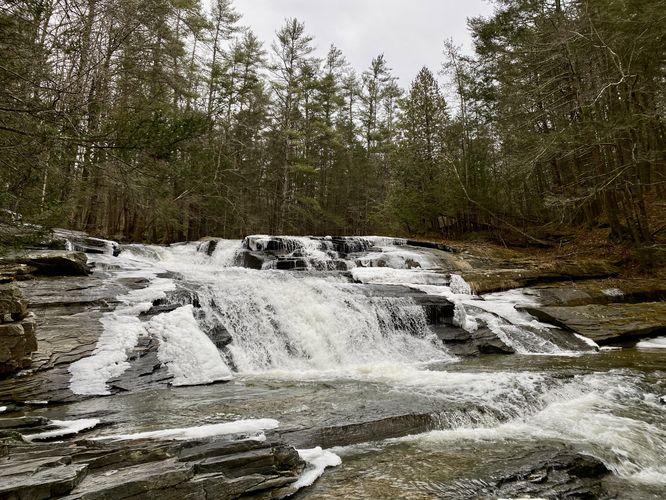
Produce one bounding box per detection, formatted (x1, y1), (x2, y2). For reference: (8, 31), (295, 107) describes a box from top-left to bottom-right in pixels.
(199, 270), (451, 373)
(637, 336), (666, 349)
(94, 418), (280, 442)
(57, 236), (665, 493)
(110, 240), (455, 375)
(78, 236), (593, 395)
(392, 371), (666, 486)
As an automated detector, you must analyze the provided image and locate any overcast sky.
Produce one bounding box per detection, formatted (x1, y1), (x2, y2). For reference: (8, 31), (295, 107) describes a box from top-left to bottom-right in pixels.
(235, 0), (496, 85)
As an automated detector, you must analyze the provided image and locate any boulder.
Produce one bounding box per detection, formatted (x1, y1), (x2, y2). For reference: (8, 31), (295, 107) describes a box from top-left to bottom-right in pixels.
(0, 285), (28, 322)
(432, 325), (515, 356)
(52, 229), (121, 256)
(15, 251), (91, 276)
(0, 320), (37, 375)
(522, 302), (666, 344)
(432, 446), (610, 499)
(490, 447), (610, 499)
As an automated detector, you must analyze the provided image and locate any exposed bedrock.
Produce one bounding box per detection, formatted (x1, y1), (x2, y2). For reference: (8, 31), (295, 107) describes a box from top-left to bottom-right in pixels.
(524, 279), (666, 307)
(438, 445), (611, 499)
(0, 431), (305, 500)
(432, 325), (516, 356)
(13, 251), (91, 277)
(521, 302), (666, 345)
(0, 285), (37, 376)
(461, 260), (620, 295)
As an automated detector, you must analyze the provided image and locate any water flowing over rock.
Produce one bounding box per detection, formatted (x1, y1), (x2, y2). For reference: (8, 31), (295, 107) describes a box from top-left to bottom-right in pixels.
(1, 233), (665, 498)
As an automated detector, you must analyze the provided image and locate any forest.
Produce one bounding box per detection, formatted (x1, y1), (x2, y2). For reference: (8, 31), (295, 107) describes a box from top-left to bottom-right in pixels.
(1, 0), (664, 245)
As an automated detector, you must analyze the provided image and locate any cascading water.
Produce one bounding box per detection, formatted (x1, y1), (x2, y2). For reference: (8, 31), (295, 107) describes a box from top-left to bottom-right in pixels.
(114, 238), (453, 377)
(198, 273), (448, 373)
(60, 235), (666, 497)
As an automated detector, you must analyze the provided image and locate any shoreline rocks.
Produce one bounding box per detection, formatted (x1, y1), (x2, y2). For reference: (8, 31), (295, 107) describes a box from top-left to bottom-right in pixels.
(0, 425), (305, 500)
(521, 302), (666, 345)
(0, 286), (37, 376)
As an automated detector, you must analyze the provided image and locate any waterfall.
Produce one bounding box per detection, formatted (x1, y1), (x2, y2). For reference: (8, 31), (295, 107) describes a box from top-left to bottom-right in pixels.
(195, 270), (450, 373)
(72, 236), (599, 395)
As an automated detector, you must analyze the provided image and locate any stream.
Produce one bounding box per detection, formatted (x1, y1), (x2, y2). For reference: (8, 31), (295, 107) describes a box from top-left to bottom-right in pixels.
(11, 236), (666, 498)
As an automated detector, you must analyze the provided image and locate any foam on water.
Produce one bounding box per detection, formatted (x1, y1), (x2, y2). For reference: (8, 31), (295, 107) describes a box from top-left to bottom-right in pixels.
(637, 337), (666, 349)
(396, 371), (666, 486)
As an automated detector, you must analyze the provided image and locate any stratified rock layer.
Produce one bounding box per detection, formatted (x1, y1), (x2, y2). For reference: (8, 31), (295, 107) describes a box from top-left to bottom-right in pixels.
(0, 432), (304, 500)
(522, 302), (666, 344)
(0, 285), (36, 375)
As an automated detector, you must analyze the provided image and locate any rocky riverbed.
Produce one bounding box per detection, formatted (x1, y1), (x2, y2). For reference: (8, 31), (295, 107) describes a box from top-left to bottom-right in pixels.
(1, 230), (665, 498)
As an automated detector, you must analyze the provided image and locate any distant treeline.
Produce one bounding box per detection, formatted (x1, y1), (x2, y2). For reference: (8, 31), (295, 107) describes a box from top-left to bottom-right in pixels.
(1, 0), (664, 243)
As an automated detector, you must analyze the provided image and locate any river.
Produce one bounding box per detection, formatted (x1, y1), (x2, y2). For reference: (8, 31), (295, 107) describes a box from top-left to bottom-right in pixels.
(16, 236), (666, 498)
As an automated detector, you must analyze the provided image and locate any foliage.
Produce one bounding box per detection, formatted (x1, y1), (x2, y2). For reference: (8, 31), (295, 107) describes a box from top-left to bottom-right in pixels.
(0, 0), (663, 243)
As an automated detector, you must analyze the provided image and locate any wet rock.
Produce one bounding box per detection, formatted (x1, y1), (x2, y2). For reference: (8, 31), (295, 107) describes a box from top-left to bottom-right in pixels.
(437, 446), (610, 499)
(14, 251), (91, 276)
(522, 302), (666, 345)
(67, 459), (195, 499)
(52, 229), (121, 257)
(433, 325), (515, 356)
(275, 258), (308, 270)
(239, 251), (269, 270)
(198, 238), (218, 256)
(207, 324), (232, 349)
(490, 447), (610, 499)
(141, 288), (200, 317)
(283, 413), (437, 449)
(659, 395), (666, 405)
(0, 416), (49, 430)
(108, 337), (173, 393)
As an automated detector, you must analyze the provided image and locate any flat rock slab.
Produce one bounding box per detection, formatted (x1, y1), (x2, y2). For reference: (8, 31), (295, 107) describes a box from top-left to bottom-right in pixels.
(0, 462), (89, 499)
(522, 302), (666, 344)
(0, 435), (304, 500)
(13, 251), (91, 277)
(463, 260), (619, 295)
(527, 278), (666, 307)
